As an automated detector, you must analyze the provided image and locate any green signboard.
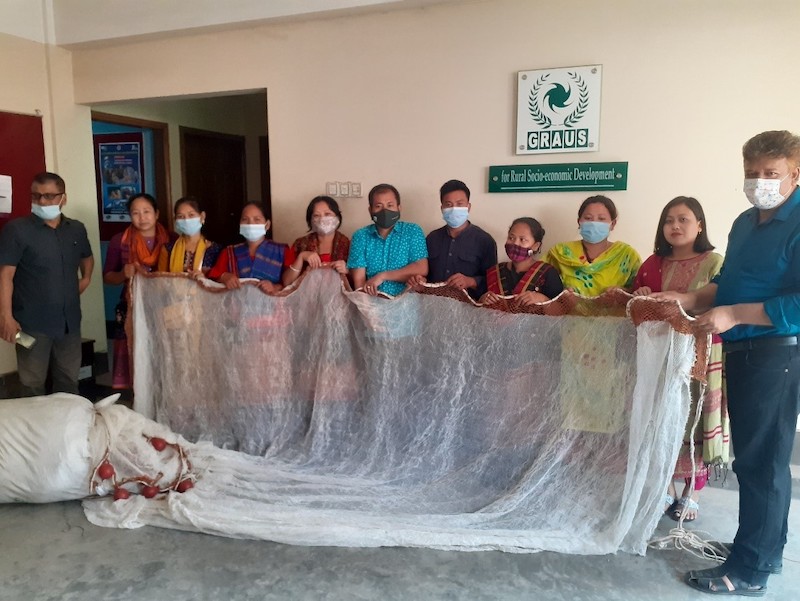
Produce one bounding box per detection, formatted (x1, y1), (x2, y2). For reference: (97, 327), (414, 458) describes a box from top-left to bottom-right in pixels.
(488, 162), (628, 193)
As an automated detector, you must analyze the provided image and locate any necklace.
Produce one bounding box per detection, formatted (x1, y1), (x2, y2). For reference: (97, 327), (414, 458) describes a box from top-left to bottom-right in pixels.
(582, 240), (610, 263)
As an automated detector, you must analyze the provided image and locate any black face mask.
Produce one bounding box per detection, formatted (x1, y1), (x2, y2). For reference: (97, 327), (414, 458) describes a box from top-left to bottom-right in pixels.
(371, 208), (400, 229)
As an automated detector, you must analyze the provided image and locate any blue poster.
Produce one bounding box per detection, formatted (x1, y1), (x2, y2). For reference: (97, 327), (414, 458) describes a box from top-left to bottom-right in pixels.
(98, 141), (143, 222)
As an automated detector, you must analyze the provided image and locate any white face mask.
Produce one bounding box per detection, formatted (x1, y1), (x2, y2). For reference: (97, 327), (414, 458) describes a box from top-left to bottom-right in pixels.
(743, 175), (789, 210)
(312, 215), (339, 235)
(239, 223), (266, 242)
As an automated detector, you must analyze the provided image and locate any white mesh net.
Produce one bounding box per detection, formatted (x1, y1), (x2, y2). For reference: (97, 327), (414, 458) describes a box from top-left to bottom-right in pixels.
(79, 268), (696, 554)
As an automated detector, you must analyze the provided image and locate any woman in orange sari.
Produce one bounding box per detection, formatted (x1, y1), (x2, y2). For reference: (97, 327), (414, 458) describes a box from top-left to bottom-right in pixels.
(103, 193), (173, 389)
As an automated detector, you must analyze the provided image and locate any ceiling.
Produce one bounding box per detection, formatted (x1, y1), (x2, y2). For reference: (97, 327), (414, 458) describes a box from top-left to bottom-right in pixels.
(49, 0), (463, 48)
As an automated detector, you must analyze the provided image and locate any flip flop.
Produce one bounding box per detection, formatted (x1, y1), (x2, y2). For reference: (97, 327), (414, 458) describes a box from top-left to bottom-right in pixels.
(664, 493), (677, 515)
(671, 496), (699, 522)
(685, 572), (767, 597)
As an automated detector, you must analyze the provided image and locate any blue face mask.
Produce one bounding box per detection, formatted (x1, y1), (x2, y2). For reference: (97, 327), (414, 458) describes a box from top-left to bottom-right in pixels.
(579, 221), (610, 244)
(239, 223), (266, 242)
(176, 217), (203, 236)
(31, 202), (62, 221)
(442, 207), (469, 229)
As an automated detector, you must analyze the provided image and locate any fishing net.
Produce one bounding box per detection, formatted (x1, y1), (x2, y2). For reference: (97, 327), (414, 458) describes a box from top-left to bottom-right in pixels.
(71, 268), (697, 554)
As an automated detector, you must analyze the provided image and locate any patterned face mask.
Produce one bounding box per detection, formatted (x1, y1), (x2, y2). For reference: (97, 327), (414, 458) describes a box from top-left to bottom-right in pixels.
(743, 175), (789, 210)
(312, 216), (339, 235)
(505, 242), (534, 262)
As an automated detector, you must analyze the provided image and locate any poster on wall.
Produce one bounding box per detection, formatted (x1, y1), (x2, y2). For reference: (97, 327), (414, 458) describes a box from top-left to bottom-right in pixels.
(94, 133), (145, 222)
(0, 175), (11, 213)
(516, 65), (602, 155)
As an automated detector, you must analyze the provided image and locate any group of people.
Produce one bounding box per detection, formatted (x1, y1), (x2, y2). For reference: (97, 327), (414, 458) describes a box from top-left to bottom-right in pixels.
(1, 129), (798, 596)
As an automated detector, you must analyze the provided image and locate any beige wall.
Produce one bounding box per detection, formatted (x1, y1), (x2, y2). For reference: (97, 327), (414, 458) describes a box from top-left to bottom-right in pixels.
(94, 94), (268, 206)
(0, 33), (106, 371)
(69, 0), (800, 251)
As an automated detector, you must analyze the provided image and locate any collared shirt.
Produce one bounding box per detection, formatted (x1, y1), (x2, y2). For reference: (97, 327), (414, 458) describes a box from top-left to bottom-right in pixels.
(713, 187), (800, 342)
(426, 222), (497, 299)
(347, 221), (428, 296)
(0, 214), (92, 337)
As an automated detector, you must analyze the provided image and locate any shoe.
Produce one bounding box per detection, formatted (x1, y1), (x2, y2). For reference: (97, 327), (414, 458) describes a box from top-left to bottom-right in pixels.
(685, 571), (766, 596)
(671, 496), (699, 522)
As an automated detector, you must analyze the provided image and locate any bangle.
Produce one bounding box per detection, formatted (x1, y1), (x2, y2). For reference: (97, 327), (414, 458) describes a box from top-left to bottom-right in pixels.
(288, 265), (301, 273)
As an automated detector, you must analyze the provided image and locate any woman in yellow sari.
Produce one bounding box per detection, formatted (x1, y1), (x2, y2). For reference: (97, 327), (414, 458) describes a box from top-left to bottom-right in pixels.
(545, 195), (641, 296)
(158, 196), (221, 275)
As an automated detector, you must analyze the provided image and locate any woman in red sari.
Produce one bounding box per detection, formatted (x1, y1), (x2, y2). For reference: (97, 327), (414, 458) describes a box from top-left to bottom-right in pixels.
(282, 196), (350, 287)
(103, 193), (174, 389)
(207, 201), (295, 293)
(481, 217), (563, 304)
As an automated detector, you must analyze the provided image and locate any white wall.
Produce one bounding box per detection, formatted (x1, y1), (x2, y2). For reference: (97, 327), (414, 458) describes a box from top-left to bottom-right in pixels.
(69, 0), (800, 253)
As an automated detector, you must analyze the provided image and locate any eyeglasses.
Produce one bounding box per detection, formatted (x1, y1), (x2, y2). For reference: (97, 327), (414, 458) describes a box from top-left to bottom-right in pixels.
(31, 192), (64, 202)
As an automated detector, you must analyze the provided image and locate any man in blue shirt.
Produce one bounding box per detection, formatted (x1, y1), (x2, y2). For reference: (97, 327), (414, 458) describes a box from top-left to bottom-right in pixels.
(656, 130), (800, 596)
(347, 183), (428, 297)
(408, 179), (497, 300)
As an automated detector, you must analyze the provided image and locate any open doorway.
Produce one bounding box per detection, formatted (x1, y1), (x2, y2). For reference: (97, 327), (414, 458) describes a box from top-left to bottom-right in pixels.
(88, 91), (269, 387)
(90, 90), (269, 239)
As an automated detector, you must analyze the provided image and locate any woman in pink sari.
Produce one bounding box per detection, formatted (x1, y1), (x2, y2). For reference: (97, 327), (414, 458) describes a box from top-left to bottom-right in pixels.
(633, 196), (728, 522)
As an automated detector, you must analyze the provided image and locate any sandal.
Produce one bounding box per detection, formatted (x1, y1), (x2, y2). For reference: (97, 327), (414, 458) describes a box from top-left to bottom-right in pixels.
(664, 493), (676, 515)
(685, 571), (767, 596)
(671, 496), (699, 522)
(692, 547), (783, 576)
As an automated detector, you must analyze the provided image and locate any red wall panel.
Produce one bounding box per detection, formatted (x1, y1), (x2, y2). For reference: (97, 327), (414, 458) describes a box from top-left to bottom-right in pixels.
(0, 111), (47, 231)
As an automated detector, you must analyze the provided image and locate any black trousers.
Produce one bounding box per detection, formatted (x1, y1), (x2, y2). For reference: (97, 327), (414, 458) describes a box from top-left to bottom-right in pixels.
(724, 344), (800, 585)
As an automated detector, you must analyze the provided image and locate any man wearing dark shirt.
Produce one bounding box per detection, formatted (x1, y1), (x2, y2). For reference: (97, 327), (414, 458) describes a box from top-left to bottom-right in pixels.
(410, 179), (497, 299)
(0, 172), (94, 396)
(656, 131), (800, 596)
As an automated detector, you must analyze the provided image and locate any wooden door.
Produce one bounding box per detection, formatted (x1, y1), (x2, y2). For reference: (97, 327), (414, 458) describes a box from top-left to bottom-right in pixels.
(180, 127), (246, 246)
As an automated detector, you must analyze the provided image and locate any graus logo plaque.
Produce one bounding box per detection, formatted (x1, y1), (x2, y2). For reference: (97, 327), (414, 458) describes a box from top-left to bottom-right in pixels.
(516, 65), (601, 155)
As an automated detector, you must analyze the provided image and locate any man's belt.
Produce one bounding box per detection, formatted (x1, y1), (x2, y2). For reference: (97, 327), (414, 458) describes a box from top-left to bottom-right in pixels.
(722, 336), (798, 354)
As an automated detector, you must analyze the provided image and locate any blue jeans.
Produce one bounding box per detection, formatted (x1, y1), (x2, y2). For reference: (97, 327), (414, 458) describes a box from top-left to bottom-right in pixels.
(14, 332), (81, 397)
(724, 344), (800, 586)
